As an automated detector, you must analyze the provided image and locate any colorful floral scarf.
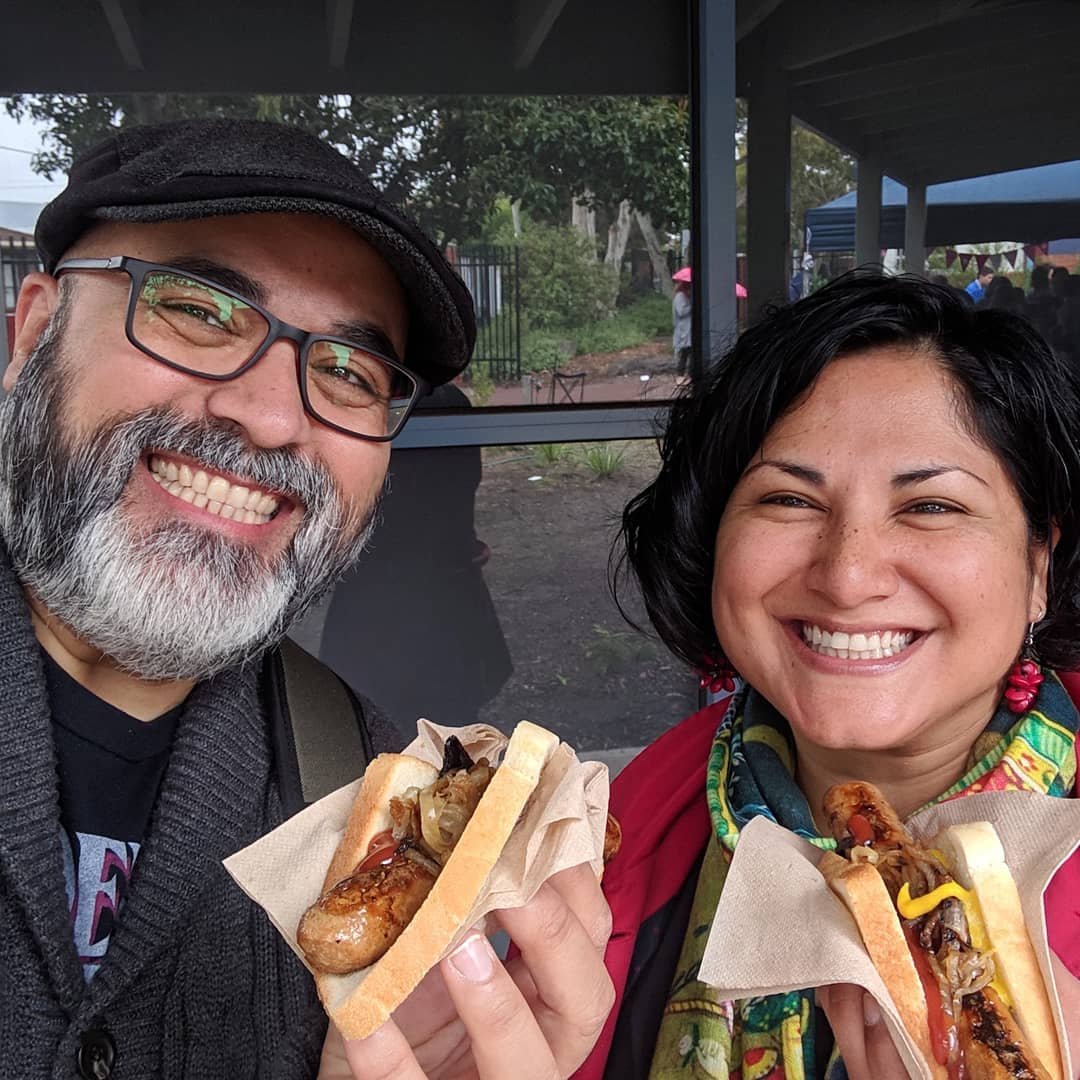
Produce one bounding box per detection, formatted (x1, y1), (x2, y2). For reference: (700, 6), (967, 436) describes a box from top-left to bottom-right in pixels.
(647, 674), (1079, 1080)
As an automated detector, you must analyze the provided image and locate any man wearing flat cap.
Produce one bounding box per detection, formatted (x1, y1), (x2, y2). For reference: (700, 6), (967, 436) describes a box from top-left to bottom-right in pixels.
(0, 119), (612, 1080)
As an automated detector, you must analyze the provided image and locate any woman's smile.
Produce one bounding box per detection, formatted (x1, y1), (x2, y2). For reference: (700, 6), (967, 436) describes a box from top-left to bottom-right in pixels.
(795, 621), (917, 660)
(781, 619), (928, 677)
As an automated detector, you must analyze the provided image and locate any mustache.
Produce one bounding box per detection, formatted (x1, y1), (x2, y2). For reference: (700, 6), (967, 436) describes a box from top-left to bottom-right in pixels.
(65, 407), (341, 522)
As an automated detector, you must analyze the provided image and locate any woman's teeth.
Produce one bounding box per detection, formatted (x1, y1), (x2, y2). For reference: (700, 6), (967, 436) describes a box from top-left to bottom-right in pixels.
(800, 623), (914, 660)
(148, 455), (280, 525)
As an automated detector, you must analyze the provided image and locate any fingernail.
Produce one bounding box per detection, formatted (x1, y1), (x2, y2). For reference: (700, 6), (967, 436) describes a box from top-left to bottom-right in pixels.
(448, 933), (495, 983)
(863, 993), (882, 1026)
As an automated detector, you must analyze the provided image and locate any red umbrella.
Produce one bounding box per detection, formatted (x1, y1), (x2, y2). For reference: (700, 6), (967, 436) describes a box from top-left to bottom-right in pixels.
(672, 266), (747, 298)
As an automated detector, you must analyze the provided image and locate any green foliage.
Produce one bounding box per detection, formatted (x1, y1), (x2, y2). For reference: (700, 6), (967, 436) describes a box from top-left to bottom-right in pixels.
(517, 224), (617, 330)
(573, 320), (643, 356)
(580, 442), (627, 480)
(731, 103), (854, 253)
(575, 293), (671, 354)
(6, 93), (690, 245)
(521, 331), (566, 373)
(789, 123), (854, 252)
(533, 442), (567, 466)
(463, 361), (495, 405)
(584, 624), (656, 676)
(516, 294), (670, 373)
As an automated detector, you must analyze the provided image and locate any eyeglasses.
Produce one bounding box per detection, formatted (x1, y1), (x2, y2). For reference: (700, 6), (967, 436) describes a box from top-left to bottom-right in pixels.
(54, 256), (426, 441)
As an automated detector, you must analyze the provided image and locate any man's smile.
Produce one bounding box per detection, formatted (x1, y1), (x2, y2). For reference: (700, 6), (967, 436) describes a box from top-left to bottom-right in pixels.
(147, 452), (287, 525)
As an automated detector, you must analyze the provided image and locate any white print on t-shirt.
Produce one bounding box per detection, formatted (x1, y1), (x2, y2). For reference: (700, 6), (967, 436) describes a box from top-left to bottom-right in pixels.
(59, 829), (140, 981)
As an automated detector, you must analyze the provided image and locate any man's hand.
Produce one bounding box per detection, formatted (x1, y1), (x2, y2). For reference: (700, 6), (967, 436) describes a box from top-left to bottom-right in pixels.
(816, 984), (909, 1080)
(317, 863), (614, 1079)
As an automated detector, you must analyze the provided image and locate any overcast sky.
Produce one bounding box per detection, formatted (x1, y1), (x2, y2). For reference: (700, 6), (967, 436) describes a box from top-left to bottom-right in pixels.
(0, 107), (68, 209)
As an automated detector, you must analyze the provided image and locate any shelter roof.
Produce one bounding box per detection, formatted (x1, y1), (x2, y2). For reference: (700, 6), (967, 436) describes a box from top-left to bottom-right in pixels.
(740, 0), (1080, 185)
(4, 1), (1079, 192)
(805, 162), (1080, 250)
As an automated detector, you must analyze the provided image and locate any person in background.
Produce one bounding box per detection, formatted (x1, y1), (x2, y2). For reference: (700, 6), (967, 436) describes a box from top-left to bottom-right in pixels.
(1051, 264), (1071, 303)
(672, 272), (692, 386)
(1027, 262), (1059, 340)
(964, 264), (994, 302)
(320, 380), (513, 735)
(578, 271), (1080, 1079)
(983, 274), (1025, 314)
(1054, 273), (1080, 365)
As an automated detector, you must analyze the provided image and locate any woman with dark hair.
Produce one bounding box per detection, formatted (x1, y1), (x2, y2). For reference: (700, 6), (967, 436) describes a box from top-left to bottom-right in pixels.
(579, 272), (1080, 1079)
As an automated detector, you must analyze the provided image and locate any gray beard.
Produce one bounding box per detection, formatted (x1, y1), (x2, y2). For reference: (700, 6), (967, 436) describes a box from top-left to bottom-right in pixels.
(0, 309), (377, 682)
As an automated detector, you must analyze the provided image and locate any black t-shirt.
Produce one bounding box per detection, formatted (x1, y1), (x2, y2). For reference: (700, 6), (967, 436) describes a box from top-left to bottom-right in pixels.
(44, 649), (182, 981)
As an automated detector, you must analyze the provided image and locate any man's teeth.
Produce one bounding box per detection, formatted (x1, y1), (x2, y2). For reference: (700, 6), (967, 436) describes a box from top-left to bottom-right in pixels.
(148, 455), (280, 525)
(800, 623), (914, 660)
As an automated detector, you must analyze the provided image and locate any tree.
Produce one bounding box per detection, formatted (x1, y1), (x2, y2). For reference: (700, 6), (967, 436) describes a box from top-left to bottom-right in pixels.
(731, 102), (853, 255)
(7, 93), (689, 249)
(789, 122), (854, 253)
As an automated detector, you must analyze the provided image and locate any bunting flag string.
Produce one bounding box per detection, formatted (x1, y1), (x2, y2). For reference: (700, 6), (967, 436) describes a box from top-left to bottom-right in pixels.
(1002, 249), (1018, 269)
(975, 253), (990, 273)
(959, 252), (973, 272)
(945, 248), (958, 269)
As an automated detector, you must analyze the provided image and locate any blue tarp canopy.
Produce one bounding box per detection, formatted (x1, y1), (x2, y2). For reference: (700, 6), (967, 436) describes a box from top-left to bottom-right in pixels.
(805, 162), (1080, 253)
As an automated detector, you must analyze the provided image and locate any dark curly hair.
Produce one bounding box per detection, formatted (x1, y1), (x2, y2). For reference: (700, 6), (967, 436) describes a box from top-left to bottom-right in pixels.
(614, 270), (1080, 670)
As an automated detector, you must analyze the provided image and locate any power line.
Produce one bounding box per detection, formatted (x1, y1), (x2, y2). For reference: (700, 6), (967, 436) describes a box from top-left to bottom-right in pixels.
(0, 145), (35, 155)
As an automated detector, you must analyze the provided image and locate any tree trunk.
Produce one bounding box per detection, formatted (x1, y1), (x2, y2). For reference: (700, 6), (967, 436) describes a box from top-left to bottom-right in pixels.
(635, 211), (672, 298)
(511, 199), (522, 240)
(571, 195), (596, 242)
(604, 199), (633, 272)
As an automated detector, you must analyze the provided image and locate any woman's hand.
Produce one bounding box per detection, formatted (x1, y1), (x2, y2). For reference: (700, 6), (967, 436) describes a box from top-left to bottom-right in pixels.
(317, 863), (614, 1079)
(816, 984), (909, 1080)
(821, 959), (1080, 1079)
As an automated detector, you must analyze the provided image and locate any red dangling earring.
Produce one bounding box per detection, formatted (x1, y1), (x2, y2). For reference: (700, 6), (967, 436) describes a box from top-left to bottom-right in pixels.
(699, 652), (738, 695)
(1004, 622), (1044, 714)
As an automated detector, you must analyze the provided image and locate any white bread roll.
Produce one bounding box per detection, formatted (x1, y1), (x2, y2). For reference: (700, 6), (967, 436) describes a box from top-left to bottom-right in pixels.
(315, 720), (561, 1038)
(935, 822), (1063, 1080)
(819, 851), (948, 1080)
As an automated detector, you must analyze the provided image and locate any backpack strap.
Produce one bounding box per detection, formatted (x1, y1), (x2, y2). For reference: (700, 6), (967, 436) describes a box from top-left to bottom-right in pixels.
(267, 636), (375, 814)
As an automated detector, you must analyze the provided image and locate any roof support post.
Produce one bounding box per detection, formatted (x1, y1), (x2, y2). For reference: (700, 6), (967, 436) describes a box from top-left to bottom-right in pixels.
(689, 0), (737, 373)
(746, 63), (791, 317)
(855, 153), (883, 267)
(904, 181), (927, 277)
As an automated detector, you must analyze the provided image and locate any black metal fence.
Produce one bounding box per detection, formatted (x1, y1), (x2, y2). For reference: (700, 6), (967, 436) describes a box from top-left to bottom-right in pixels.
(456, 244), (521, 382)
(2, 239), (41, 360)
(2, 238), (41, 313)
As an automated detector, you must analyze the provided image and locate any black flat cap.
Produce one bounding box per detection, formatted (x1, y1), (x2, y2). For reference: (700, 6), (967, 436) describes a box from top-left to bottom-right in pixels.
(35, 118), (476, 387)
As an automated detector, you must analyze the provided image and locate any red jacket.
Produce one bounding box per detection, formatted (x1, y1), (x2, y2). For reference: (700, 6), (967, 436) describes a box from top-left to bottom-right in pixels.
(576, 678), (1080, 1080)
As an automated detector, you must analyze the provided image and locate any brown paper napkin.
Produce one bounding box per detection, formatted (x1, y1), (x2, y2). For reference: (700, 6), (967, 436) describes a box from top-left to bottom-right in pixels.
(698, 791), (1079, 1079)
(223, 719), (610, 979)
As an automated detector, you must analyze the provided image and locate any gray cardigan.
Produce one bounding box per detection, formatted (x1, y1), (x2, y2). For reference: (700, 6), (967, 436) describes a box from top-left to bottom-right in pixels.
(0, 546), (397, 1079)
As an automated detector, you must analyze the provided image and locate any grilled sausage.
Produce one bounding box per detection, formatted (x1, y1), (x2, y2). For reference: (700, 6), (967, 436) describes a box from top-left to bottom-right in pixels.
(297, 852), (437, 975)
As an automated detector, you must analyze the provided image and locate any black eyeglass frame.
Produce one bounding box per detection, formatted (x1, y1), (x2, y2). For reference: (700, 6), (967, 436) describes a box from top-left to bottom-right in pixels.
(54, 255), (429, 442)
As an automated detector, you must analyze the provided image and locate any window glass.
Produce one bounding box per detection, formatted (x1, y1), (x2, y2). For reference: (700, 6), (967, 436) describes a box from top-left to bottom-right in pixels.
(1, 93), (693, 404)
(292, 436), (697, 754)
